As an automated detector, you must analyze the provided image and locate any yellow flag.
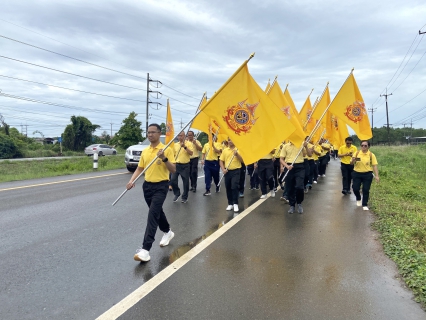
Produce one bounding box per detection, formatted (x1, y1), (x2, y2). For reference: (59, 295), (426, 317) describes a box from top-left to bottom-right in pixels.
(326, 112), (350, 147)
(265, 79), (271, 93)
(267, 80), (305, 147)
(328, 73), (372, 140)
(192, 97), (227, 142)
(165, 99), (174, 146)
(298, 92), (315, 134)
(199, 62), (296, 164)
(311, 85), (331, 126)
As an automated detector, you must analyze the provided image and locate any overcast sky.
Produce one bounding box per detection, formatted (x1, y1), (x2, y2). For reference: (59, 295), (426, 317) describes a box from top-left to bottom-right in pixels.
(1, 0), (425, 138)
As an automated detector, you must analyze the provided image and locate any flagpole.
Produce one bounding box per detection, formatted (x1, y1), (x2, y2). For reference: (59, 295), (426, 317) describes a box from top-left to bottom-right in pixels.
(266, 75), (278, 95)
(217, 149), (238, 186)
(303, 83), (329, 131)
(280, 70), (353, 183)
(112, 93), (208, 206)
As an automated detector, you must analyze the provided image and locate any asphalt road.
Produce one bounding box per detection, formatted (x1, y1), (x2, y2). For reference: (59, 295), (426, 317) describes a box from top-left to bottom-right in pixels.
(0, 163), (425, 319)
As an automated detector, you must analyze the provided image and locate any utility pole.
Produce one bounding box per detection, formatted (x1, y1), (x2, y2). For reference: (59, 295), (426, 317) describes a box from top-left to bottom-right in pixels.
(145, 73), (162, 137)
(110, 123), (113, 137)
(368, 107), (377, 145)
(380, 88), (392, 146)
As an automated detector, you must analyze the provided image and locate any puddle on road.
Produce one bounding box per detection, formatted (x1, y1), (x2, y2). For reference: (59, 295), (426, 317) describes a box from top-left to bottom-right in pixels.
(168, 212), (239, 264)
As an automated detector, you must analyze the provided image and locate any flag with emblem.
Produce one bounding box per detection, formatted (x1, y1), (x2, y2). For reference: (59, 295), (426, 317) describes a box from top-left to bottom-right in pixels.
(198, 61), (297, 164)
(328, 73), (372, 140)
(325, 112), (350, 147)
(192, 97), (228, 143)
(267, 80), (305, 147)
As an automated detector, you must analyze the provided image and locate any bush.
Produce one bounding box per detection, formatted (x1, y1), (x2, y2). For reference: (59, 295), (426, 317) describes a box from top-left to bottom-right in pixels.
(0, 134), (20, 158)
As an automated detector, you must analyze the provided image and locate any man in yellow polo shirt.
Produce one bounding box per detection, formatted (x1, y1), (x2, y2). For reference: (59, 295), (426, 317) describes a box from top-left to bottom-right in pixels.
(280, 141), (312, 214)
(201, 134), (222, 195)
(318, 138), (331, 177)
(338, 136), (357, 195)
(219, 138), (243, 212)
(126, 123), (176, 262)
(187, 130), (202, 193)
(171, 131), (193, 203)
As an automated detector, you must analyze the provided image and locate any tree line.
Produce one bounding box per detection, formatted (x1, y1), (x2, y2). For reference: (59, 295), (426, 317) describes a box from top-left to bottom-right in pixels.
(1, 111), (425, 159)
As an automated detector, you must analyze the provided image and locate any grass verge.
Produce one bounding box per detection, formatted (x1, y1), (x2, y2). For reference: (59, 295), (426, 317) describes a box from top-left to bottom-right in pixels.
(370, 144), (426, 307)
(0, 156), (126, 182)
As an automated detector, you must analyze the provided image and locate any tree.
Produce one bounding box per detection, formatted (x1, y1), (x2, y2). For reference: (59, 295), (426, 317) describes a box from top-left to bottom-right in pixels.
(111, 112), (144, 148)
(160, 123), (166, 135)
(62, 116), (100, 151)
(0, 134), (19, 158)
(100, 131), (111, 144)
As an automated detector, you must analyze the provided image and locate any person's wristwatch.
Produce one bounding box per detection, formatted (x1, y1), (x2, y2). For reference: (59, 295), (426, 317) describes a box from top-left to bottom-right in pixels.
(162, 157), (168, 163)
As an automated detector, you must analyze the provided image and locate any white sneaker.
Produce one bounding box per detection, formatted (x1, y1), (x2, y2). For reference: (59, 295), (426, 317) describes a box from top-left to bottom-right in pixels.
(270, 190), (276, 197)
(134, 248), (150, 262)
(313, 181), (317, 184)
(356, 200), (362, 207)
(233, 204), (239, 212)
(160, 230), (174, 247)
(363, 206), (369, 211)
(260, 194), (267, 199)
(226, 205), (233, 211)
(322, 174), (326, 177)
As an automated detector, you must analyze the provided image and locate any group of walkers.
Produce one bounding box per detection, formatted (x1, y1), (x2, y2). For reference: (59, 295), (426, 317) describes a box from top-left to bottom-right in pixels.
(126, 123), (379, 262)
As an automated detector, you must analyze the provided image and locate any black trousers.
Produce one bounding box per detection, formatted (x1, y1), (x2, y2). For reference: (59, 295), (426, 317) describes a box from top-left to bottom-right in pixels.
(225, 168), (240, 205)
(285, 163), (305, 206)
(189, 157), (199, 189)
(341, 163), (354, 191)
(307, 159), (315, 185)
(247, 164), (259, 188)
(318, 156), (327, 175)
(142, 180), (170, 251)
(171, 163), (190, 200)
(303, 159), (310, 187)
(258, 159), (274, 195)
(352, 171), (374, 206)
(273, 158), (281, 188)
(238, 163), (246, 194)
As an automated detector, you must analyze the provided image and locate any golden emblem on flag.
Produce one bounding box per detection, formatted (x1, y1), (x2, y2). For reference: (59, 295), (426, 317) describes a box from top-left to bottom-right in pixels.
(280, 106), (291, 119)
(344, 101), (366, 124)
(166, 122), (173, 136)
(306, 109), (313, 123)
(223, 99), (259, 135)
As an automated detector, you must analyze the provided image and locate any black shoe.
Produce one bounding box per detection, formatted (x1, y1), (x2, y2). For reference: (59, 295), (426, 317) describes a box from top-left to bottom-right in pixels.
(173, 194), (181, 202)
(181, 199), (188, 203)
(342, 190), (347, 195)
(347, 190), (351, 194)
(203, 190), (211, 196)
(193, 187), (196, 193)
(189, 187), (194, 191)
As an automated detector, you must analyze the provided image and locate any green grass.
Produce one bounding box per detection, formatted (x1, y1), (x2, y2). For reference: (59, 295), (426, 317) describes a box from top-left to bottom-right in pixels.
(370, 144), (426, 307)
(0, 155), (126, 182)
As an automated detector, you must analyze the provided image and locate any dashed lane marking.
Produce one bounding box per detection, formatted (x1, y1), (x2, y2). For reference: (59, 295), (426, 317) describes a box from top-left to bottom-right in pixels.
(0, 172), (127, 192)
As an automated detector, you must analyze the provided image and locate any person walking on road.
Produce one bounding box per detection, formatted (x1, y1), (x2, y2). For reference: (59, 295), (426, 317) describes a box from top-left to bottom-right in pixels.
(126, 123), (176, 262)
(280, 141), (312, 214)
(187, 130), (202, 193)
(338, 137), (357, 195)
(219, 138), (243, 212)
(350, 140), (379, 211)
(255, 151), (275, 199)
(201, 135), (222, 196)
(247, 163), (259, 190)
(171, 131), (193, 203)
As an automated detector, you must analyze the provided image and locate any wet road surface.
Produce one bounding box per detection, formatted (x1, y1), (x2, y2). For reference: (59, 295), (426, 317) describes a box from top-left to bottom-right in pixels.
(1, 163), (425, 319)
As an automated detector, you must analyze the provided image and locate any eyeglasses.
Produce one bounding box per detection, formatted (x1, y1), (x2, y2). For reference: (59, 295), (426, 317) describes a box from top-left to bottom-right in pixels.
(346, 142), (352, 144)
(361, 144), (368, 147)
(147, 131), (160, 135)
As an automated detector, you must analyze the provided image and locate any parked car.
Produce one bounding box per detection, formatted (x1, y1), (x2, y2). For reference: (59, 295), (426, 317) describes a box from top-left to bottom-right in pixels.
(84, 144), (117, 156)
(125, 136), (167, 172)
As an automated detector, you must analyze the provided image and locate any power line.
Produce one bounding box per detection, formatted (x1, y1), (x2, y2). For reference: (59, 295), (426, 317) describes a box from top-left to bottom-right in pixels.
(0, 30), (200, 100)
(0, 92), (134, 115)
(0, 74), (147, 103)
(0, 55), (146, 92)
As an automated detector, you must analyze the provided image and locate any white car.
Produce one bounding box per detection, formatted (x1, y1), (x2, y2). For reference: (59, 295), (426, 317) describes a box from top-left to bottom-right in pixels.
(84, 144), (117, 156)
(124, 136), (166, 172)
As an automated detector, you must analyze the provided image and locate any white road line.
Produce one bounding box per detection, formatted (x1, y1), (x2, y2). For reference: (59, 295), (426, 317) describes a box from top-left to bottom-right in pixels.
(96, 195), (270, 320)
